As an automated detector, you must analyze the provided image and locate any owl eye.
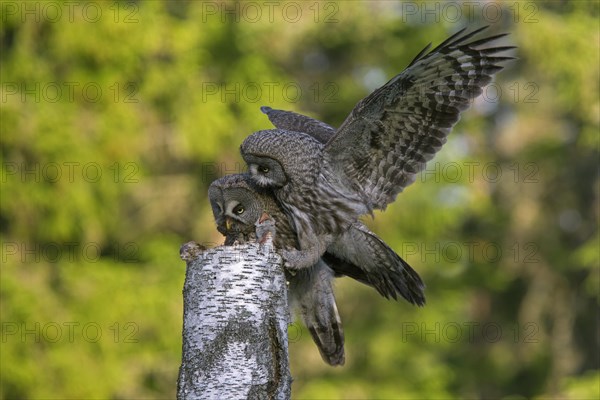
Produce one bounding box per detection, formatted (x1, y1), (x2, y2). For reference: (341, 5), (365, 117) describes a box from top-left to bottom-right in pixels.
(233, 205), (245, 215)
(258, 165), (269, 173)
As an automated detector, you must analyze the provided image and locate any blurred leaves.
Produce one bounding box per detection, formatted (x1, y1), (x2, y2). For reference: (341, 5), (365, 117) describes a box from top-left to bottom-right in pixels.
(1, 1), (598, 399)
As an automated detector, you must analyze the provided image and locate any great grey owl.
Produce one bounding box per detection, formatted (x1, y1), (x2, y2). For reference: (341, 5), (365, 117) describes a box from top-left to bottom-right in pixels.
(258, 106), (424, 303)
(209, 174), (343, 365)
(240, 26), (515, 270)
(209, 106), (426, 364)
(209, 172), (425, 364)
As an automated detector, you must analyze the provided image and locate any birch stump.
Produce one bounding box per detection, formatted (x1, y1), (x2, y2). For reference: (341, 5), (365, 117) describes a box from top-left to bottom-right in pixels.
(177, 222), (292, 400)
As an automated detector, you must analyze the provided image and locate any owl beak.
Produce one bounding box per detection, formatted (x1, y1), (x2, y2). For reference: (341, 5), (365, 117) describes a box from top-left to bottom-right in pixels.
(225, 217), (233, 230)
(258, 212), (270, 224)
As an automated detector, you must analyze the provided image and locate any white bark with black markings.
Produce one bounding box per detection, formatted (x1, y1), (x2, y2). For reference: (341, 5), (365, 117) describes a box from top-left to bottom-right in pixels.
(177, 238), (291, 400)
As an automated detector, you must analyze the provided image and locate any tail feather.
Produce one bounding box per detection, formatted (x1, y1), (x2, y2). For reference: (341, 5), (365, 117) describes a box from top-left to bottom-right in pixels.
(324, 223), (426, 306)
(288, 260), (345, 366)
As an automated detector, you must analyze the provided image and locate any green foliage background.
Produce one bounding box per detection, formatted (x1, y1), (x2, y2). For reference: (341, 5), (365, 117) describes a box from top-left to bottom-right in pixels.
(1, 1), (598, 399)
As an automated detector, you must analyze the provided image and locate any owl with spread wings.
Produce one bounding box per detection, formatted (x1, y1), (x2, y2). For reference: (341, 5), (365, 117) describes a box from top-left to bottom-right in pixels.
(240, 26), (515, 270)
(210, 106), (425, 365)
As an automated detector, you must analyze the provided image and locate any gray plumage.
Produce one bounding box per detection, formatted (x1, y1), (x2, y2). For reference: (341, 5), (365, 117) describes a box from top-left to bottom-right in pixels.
(240, 26), (515, 271)
(260, 106), (336, 144)
(208, 174), (345, 366)
(209, 173), (425, 365)
(247, 107), (424, 303)
(209, 174), (425, 301)
(208, 174), (299, 248)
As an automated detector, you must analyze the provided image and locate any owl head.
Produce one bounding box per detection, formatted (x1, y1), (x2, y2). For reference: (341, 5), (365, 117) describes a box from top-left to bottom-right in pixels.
(208, 174), (269, 240)
(240, 129), (323, 189)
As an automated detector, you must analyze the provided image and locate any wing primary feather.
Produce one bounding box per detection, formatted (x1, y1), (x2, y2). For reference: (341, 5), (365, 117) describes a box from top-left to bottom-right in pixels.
(487, 56), (518, 64)
(463, 33), (511, 48)
(480, 46), (518, 55)
(443, 25), (490, 49)
(324, 25), (515, 210)
(409, 26), (498, 68)
(407, 42), (432, 68)
(430, 26), (470, 51)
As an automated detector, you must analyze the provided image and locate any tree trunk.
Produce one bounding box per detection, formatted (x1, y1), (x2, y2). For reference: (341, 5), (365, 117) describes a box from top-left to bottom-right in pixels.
(177, 238), (292, 400)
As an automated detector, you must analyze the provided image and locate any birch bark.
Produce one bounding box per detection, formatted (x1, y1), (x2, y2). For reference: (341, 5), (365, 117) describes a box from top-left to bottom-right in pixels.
(177, 237), (291, 400)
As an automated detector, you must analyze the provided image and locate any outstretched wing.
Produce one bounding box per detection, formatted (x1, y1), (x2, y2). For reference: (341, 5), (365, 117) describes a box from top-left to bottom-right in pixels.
(324, 26), (516, 210)
(261, 106), (335, 144)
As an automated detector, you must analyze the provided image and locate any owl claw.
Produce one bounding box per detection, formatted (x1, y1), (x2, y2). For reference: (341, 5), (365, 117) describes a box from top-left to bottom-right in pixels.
(283, 243), (328, 271)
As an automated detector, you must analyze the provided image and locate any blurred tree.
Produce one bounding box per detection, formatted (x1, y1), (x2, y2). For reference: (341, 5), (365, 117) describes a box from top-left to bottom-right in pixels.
(0, 1), (597, 399)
